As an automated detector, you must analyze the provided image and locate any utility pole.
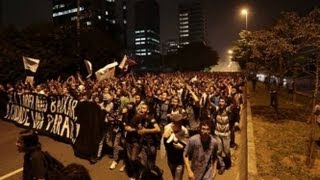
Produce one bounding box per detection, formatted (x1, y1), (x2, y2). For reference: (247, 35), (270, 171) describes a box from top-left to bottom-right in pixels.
(76, 0), (81, 71)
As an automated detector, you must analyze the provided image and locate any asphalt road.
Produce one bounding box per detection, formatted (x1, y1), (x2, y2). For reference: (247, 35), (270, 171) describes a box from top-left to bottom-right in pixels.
(0, 120), (239, 180)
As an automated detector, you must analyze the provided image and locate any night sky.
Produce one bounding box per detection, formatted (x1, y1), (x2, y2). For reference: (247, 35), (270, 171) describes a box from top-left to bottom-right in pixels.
(1, 0), (320, 61)
(160, 0), (320, 61)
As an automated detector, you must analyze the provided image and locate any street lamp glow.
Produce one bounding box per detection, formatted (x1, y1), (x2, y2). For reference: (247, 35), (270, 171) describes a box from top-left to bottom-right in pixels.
(241, 9), (248, 16)
(240, 8), (248, 30)
(228, 50), (233, 54)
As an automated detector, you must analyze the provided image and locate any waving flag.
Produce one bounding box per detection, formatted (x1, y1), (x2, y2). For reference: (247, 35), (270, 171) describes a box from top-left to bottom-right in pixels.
(95, 62), (118, 81)
(23, 56), (40, 73)
(23, 56), (40, 85)
(84, 60), (92, 79)
(119, 55), (137, 72)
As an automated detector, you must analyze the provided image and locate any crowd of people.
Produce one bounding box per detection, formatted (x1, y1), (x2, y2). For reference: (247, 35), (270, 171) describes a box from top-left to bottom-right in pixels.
(2, 71), (245, 180)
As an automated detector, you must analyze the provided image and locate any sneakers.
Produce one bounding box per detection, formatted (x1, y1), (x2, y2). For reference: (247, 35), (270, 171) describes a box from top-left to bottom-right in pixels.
(109, 161), (118, 170)
(218, 166), (225, 175)
(89, 157), (98, 164)
(119, 164), (126, 172)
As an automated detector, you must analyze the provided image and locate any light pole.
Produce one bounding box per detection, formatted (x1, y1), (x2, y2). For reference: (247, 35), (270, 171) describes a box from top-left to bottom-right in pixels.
(241, 8), (248, 30)
(228, 49), (233, 61)
(76, 0), (81, 71)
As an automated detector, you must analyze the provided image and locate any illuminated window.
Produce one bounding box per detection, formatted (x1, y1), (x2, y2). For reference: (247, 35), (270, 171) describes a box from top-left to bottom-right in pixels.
(135, 30), (145, 34)
(124, 20), (127, 24)
(179, 13), (188, 17)
(123, 5), (127, 9)
(53, 7), (84, 17)
(98, 16), (101, 19)
(180, 34), (189, 37)
(180, 29), (189, 33)
(180, 25), (189, 29)
(86, 21), (92, 26)
(53, 4), (65, 10)
(105, 11), (109, 15)
(179, 17), (188, 21)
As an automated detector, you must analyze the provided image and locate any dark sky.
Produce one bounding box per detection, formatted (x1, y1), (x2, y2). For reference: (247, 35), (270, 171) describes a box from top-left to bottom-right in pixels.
(160, 0), (320, 61)
(0, 0), (52, 28)
(1, 0), (320, 61)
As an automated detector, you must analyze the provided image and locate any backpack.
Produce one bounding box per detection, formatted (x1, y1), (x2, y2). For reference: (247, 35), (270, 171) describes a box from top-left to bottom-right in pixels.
(42, 151), (65, 180)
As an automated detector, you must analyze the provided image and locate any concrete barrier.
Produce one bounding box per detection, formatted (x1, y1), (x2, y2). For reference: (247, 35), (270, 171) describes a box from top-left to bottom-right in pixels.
(246, 84), (259, 180)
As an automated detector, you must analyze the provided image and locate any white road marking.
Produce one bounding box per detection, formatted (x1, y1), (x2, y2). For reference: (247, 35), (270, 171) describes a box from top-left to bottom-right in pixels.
(0, 168), (23, 180)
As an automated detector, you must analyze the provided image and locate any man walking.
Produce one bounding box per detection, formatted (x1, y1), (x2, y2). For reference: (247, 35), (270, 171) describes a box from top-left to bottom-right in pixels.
(184, 120), (218, 180)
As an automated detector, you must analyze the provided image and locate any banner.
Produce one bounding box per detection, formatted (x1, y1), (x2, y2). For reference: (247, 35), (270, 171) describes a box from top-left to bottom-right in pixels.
(25, 76), (35, 85)
(4, 92), (79, 143)
(119, 55), (137, 72)
(2, 92), (106, 160)
(118, 55), (128, 69)
(23, 56), (40, 73)
(95, 62), (118, 81)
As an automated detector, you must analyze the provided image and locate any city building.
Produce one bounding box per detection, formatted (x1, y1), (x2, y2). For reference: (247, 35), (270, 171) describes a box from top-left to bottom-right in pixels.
(178, 0), (207, 46)
(163, 39), (180, 55)
(133, 0), (160, 63)
(52, 0), (127, 45)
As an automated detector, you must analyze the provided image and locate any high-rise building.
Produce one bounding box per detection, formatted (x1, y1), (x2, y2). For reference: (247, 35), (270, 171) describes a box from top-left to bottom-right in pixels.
(52, 0), (128, 45)
(163, 39), (180, 55)
(52, 0), (113, 27)
(133, 0), (160, 61)
(178, 0), (207, 46)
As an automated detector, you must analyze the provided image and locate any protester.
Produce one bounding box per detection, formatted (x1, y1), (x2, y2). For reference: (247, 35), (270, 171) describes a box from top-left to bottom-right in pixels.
(62, 163), (91, 180)
(16, 130), (47, 180)
(214, 97), (233, 174)
(184, 120), (218, 180)
(163, 113), (189, 180)
(4, 71), (245, 179)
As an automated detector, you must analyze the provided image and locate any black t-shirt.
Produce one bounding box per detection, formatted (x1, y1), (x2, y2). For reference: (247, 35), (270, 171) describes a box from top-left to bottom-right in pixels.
(125, 114), (159, 144)
(23, 149), (47, 180)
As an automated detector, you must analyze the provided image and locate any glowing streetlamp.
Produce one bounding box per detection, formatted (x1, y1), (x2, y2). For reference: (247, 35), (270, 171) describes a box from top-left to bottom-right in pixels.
(241, 8), (248, 30)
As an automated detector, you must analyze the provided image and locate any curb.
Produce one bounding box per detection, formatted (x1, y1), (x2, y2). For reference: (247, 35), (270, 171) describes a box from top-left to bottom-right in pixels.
(246, 85), (259, 180)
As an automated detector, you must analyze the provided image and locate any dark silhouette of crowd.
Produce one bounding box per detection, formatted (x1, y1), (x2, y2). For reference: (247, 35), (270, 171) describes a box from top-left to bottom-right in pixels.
(4, 71), (245, 180)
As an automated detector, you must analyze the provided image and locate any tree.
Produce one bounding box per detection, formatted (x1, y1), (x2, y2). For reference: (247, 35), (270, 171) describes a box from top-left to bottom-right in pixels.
(0, 22), (123, 83)
(166, 42), (219, 71)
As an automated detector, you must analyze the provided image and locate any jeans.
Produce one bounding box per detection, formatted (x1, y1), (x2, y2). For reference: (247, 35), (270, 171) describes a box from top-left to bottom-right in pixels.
(140, 144), (157, 168)
(125, 142), (141, 179)
(168, 163), (184, 180)
(216, 135), (231, 168)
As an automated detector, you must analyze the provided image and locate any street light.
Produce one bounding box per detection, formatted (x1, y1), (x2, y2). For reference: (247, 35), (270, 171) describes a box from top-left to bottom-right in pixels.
(241, 8), (248, 30)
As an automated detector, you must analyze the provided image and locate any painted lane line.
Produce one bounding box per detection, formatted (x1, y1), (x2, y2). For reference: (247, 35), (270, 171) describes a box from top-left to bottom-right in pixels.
(0, 168), (23, 180)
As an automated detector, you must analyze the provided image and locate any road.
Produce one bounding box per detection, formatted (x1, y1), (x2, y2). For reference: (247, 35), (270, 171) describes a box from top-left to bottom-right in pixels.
(0, 120), (240, 180)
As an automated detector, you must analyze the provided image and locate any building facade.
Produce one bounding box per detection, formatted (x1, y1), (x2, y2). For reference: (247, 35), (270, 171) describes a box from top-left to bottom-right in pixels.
(133, 0), (160, 63)
(52, 0), (127, 45)
(163, 39), (180, 55)
(178, 0), (207, 47)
